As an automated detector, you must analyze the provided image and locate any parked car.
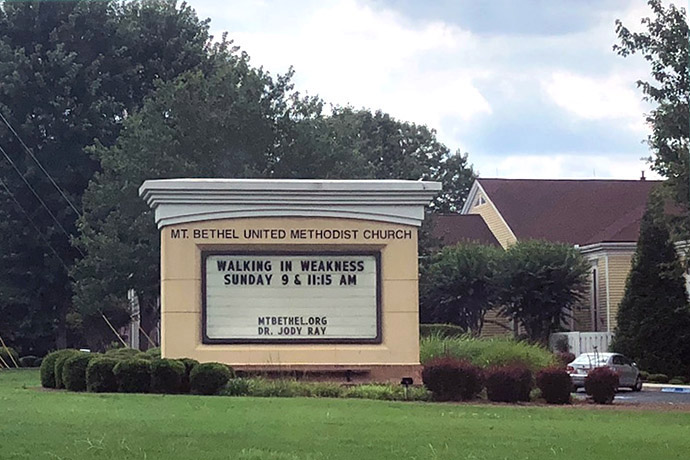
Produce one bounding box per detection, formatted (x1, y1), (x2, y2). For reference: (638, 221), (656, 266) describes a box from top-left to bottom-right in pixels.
(567, 352), (642, 391)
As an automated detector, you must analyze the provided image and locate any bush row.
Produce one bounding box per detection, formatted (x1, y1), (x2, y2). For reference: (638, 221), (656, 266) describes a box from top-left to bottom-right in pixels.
(40, 349), (232, 396)
(421, 357), (586, 404)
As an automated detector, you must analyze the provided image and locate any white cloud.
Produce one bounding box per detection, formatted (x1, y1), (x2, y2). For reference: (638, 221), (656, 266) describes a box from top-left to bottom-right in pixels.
(543, 72), (645, 123)
(196, 0), (492, 132)
(189, 0), (658, 180)
(476, 153), (661, 180)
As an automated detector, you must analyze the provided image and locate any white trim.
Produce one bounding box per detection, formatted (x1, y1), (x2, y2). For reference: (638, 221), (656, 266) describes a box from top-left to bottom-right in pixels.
(460, 181), (481, 214)
(139, 179), (441, 229)
(605, 254), (611, 333)
(578, 242), (636, 255)
(473, 181), (518, 245)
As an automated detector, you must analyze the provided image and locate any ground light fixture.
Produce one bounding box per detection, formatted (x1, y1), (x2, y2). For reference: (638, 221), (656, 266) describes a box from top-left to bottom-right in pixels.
(401, 377), (414, 400)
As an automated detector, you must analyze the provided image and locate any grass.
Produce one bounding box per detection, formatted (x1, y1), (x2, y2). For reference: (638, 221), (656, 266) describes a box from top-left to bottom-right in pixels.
(2, 370), (690, 459)
(420, 334), (556, 371)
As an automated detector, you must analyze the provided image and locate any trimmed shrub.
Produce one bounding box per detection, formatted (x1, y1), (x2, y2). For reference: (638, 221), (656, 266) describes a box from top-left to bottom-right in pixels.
(420, 336), (555, 372)
(63, 353), (97, 392)
(178, 358), (199, 393)
(585, 367), (619, 404)
(647, 373), (669, 383)
(485, 365), (532, 403)
(86, 357), (119, 393)
(19, 355), (38, 368)
(555, 352), (576, 368)
(40, 351), (61, 388)
(105, 348), (141, 359)
(190, 362), (233, 395)
(0, 346), (19, 367)
(54, 349), (81, 389)
(536, 367), (572, 404)
(144, 347), (161, 359)
(150, 359), (186, 394)
(419, 324), (465, 339)
(113, 359), (151, 393)
(669, 377), (686, 385)
(421, 357), (483, 401)
(638, 370), (650, 381)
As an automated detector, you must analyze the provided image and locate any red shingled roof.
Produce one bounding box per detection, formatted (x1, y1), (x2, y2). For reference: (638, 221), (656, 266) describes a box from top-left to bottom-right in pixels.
(477, 178), (662, 245)
(431, 214), (501, 247)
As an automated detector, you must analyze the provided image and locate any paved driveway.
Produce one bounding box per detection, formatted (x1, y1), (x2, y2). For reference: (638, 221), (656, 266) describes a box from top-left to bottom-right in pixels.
(574, 388), (690, 406)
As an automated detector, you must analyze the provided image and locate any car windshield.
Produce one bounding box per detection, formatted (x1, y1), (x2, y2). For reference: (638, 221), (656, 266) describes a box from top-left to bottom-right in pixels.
(572, 354), (609, 366)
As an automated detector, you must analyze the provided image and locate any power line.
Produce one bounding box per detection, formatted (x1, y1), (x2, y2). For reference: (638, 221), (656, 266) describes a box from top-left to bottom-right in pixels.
(0, 110), (82, 218)
(0, 143), (84, 257)
(0, 177), (73, 273)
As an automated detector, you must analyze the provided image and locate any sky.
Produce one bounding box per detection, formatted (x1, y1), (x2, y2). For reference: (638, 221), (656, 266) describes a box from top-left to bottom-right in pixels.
(189, 0), (663, 180)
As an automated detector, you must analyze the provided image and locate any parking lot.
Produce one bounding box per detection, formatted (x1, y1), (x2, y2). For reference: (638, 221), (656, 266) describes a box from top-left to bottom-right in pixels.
(574, 387), (690, 406)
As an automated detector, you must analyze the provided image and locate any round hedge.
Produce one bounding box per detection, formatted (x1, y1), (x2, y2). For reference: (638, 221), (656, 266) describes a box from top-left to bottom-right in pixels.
(150, 359), (186, 394)
(53, 349), (81, 389)
(144, 347), (161, 359)
(585, 366), (619, 404)
(63, 353), (97, 392)
(536, 367), (572, 404)
(178, 358), (199, 393)
(190, 362), (233, 395)
(105, 348), (141, 360)
(421, 357), (483, 401)
(113, 358), (151, 393)
(40, 351), (61, 388)
(86, 357), (119, 393)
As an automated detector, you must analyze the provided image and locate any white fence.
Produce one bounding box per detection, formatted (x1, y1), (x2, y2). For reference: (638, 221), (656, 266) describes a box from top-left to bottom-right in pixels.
(549, 332), (612, 357)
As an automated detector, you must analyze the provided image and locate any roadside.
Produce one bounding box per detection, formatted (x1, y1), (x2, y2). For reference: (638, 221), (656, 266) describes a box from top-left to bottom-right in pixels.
(642, 383), (690, 393)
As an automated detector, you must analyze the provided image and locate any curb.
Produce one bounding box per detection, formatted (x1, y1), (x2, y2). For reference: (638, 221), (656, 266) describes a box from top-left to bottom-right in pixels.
(643, 383), (690, 393)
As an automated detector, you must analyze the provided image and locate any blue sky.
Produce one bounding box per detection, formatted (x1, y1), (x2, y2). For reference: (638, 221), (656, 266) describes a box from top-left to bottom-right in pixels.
(190, 0), (661, 179)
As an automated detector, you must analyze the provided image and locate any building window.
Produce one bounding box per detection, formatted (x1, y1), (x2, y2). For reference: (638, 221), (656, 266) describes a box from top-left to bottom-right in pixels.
(474, 196), (486, 207)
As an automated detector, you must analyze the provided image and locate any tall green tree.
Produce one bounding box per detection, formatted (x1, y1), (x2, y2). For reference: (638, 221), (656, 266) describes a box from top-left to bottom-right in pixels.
(612, 193), (690, 376)
(74, 74), (475, 349)
(615, 0), (689, 236)
(273, 107), (473, 212)
(0, 0), (220, 353)
(497, 240), (589, 344)
(73, 57), (297, 349)
(419, 244), (503, 335)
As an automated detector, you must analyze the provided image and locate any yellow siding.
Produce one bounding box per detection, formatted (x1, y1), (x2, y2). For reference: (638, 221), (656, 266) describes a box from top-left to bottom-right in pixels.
(606, 253), (634, 331)
(572, 282), (592, 332)
(467, 190), (517, 249)
(480, 309), (513, 338)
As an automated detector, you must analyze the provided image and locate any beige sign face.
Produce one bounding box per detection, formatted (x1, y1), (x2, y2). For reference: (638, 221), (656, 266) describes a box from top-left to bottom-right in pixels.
(202, 252), (381, 343)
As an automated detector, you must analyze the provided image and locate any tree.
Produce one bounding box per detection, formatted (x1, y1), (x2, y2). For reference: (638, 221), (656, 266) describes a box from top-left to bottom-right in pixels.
(419, 244), (503, 335)
(497, 240), (589, 344)
(74, 73), (475, 349)
(612, 193), (690, 376)
(0, 0), (218, 353)
(273, 107), (474, 212)
(615, 0), (689, 236)
(73, 55), (297, 349)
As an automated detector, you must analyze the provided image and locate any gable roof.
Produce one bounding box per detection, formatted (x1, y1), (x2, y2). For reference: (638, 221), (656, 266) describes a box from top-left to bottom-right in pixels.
(431, 214), (501, 247)
(474, 178), (662, 246)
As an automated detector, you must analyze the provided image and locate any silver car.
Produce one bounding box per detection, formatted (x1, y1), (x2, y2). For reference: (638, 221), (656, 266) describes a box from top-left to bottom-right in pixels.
(567, 352), (643, 391)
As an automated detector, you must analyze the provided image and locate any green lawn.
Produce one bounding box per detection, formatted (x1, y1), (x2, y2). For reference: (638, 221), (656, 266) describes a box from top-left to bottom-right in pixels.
(2, 370), (689, 460)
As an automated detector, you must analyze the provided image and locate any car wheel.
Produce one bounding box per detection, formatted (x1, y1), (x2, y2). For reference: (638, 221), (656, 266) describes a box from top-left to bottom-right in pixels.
(632, 376), (642, 392)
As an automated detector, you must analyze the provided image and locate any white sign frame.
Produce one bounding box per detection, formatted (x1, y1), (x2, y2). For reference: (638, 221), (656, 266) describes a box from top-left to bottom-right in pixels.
(201, 251), (382, 344)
